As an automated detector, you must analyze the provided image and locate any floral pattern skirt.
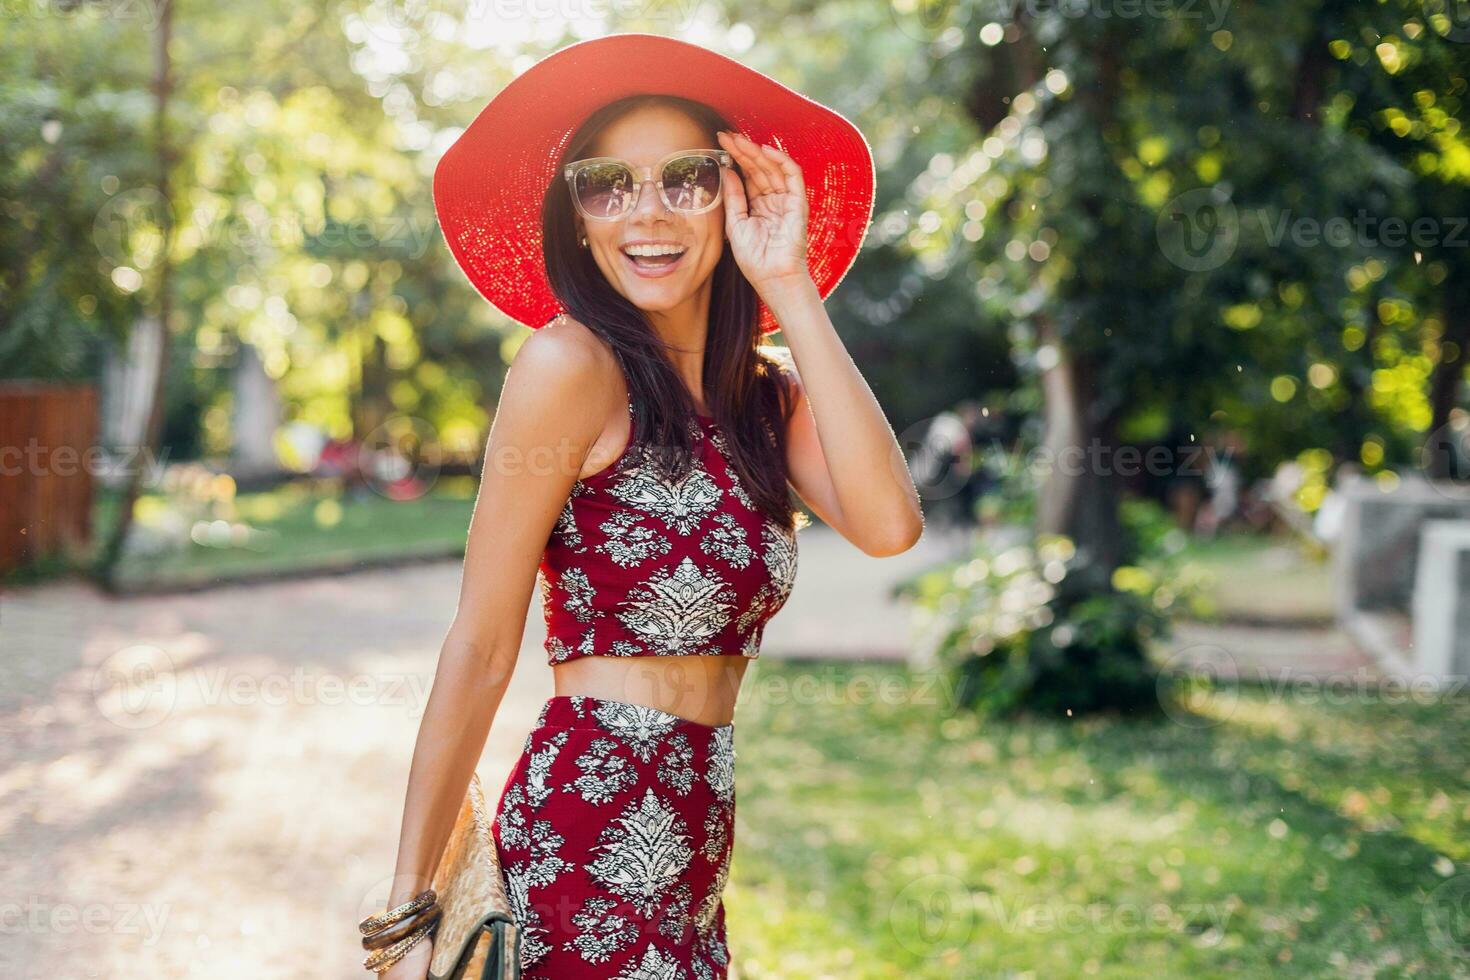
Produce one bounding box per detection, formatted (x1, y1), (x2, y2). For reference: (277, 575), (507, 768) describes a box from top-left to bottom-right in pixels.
(491, 695), (737, 979)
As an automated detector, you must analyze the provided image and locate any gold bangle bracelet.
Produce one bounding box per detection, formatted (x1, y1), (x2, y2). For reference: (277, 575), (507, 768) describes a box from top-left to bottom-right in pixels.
(362, 903), (442, 951)
(362, 917), (437, 974)
(358, 888), (437, 936)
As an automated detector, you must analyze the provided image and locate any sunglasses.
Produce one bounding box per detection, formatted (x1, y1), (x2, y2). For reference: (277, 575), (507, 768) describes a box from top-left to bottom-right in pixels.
(563, 148), (733, 221)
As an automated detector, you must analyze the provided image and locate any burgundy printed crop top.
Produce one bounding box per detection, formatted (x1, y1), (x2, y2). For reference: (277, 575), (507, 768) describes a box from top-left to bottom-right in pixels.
(536, 398), (799, 665)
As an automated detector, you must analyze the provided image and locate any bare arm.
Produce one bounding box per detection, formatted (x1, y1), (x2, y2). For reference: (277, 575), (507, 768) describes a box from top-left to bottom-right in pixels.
(762, 280), (925, 557)
(715, 127), (922, 558)
(380, 323), (609, 922)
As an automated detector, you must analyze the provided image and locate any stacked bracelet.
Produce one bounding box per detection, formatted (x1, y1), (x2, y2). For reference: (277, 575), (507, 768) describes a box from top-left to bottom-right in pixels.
(362, 904), (442, 951)
(358, 889), (437, 935)
(362, 917), (437, 974)
(359, 888), (441, 974)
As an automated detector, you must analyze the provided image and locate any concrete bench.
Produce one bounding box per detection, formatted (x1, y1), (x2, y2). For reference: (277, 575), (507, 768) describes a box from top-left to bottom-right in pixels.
(1412, 519), (1470, 686)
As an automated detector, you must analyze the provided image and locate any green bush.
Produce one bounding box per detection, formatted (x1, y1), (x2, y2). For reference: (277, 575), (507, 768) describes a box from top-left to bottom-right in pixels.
(902, 509), (1208, 719)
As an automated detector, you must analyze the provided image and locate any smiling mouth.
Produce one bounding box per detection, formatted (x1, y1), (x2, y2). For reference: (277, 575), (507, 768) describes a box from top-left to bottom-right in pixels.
(620, 245), (688, 277)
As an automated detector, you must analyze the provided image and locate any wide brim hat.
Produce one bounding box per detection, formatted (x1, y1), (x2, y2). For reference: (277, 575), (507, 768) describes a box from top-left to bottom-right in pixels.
(432, 32), (876, 335)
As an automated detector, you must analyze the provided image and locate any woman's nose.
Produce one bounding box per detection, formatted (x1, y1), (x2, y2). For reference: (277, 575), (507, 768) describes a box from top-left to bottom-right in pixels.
(628, 173), (672, 218)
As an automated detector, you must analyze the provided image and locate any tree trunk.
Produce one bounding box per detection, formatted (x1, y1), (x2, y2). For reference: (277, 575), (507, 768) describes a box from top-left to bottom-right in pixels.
(96, 0), (173, 585)
(1021, 25), (1126, 582)
(1427, 284), (1470, 479)
(1035, 316), (1124, 583)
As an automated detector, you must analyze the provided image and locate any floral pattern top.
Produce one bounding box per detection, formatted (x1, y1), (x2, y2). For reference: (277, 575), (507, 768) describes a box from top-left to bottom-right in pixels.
(538, 398), (799, 665)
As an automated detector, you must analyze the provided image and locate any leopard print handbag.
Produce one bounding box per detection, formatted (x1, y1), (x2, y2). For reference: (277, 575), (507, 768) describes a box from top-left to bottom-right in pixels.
(426, 771), (522, 980)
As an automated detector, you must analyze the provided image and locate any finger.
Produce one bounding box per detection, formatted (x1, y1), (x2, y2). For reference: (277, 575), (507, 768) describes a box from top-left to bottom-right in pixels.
(741, 134), (787, 196)
(760, 143), (804, 202)
(722, 131), (777, 198)
(721, 161), (748, 225)
(716, 128), (755, 178)
(750, 140), (792, 196)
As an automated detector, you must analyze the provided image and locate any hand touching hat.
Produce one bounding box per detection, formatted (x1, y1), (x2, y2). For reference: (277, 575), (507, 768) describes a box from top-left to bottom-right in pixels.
(716, 129), (812, 303)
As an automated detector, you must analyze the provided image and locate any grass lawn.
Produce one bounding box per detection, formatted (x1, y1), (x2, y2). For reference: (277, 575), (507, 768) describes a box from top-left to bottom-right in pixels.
(726, 660), (1470, 979)
(23, 481), (1330, 618)
(92, 479), (477, 590)
(1176, 533), (1334, 624)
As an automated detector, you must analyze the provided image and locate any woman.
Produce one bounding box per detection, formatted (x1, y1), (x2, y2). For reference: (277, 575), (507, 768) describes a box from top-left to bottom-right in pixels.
(372, 34), (924, 980)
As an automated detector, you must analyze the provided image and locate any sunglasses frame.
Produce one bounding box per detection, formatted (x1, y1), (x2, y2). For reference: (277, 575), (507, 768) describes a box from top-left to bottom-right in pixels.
(563, 148), (733, 221)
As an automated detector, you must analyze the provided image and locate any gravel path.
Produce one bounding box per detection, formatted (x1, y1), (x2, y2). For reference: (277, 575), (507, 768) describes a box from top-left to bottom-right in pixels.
(0, 524), (968, 978)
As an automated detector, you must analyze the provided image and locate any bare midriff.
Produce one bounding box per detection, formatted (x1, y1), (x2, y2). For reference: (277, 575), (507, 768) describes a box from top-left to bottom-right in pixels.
(551, 654), (752, 727)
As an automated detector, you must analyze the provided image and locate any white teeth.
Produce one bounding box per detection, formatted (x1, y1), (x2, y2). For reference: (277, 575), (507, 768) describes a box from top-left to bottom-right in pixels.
(622, 243), (685, 257)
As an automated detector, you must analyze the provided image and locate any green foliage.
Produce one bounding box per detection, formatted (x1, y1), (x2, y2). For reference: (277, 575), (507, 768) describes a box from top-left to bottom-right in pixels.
(1, 1), (520, 447)
(1118, 495), (1190, 568)
(6, 0), (1468, 543)
(855, 0), (1470, 479)
(903, 495), (1209, 719)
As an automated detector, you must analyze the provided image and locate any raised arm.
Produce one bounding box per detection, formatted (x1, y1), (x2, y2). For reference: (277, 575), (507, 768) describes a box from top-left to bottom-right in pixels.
(761, 309), (925, 558)
(376, 323), (610, 977)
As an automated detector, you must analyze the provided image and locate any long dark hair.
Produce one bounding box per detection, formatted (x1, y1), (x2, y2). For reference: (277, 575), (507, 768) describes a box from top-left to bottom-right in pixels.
(542, 94), (798, 535)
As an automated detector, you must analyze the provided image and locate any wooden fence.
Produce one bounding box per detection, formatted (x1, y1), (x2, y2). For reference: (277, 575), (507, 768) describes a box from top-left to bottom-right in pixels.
(0, 381), (99, 575)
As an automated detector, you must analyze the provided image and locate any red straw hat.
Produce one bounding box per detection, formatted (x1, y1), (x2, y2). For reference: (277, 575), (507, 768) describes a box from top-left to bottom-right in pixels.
(432, 33), (876, 335)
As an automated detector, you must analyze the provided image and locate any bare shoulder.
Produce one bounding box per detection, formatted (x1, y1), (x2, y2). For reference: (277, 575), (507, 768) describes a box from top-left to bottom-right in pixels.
(527, 315), (625, 389)
(507, 317), (623, 406)
(517, 315), (597, 372)
(493, 322), (605, 442)
(502, 318), (627, 478)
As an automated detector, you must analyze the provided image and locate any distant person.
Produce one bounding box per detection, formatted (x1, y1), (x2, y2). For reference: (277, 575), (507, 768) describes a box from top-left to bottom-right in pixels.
(914, 408), (974, 528)
(1195, 430), (1245, 538)
(953, 400), (994, 529)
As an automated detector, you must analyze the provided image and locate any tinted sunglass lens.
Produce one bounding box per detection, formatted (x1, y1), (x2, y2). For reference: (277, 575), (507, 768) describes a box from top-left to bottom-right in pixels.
(574, 163), (635, 217)
(662, 155), (722, 211)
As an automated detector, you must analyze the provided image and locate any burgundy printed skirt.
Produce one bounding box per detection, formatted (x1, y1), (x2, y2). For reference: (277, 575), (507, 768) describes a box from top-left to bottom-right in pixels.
(491, 695), (737, 979)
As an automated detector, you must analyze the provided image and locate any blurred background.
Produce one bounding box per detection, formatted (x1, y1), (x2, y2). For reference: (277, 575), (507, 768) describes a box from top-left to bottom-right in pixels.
(4, 2), (1470, 977)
